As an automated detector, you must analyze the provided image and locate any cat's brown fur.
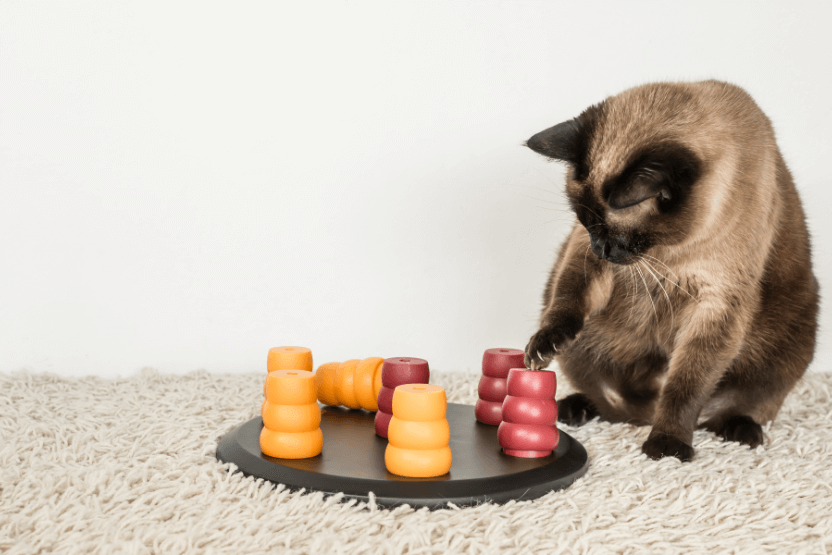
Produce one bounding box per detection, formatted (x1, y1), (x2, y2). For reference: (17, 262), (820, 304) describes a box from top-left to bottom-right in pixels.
(524, 80), (819, 461)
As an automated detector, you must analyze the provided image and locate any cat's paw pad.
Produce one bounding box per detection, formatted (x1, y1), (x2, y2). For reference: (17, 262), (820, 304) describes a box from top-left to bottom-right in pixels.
(557, 393), (599, 427)
(642, 432), (694, 462)
(717, 415), (764, 448)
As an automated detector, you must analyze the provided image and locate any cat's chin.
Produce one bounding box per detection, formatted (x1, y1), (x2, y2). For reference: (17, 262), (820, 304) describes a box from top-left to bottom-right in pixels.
(599, 255), (640, 266)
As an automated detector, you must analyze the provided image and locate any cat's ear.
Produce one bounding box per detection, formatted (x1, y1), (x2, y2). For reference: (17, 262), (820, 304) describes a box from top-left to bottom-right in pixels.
(525, 119), (582, 163)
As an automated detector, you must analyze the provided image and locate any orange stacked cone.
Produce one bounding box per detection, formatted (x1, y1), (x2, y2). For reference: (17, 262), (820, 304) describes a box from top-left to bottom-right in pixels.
(262, 347), (313, 416)
(260, 370), (323, 459)
(267, 346), (313, 373)
(314, 357), (385, 411)
(385, 384), (452, 478)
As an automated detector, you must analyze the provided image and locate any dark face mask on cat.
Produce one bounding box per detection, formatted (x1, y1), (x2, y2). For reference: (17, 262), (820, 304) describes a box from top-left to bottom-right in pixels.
(526, 118), (700, 265)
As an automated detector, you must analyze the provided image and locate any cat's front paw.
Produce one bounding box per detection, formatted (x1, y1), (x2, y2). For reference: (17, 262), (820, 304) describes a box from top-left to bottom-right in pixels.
(642, 431), (694, 462)
(557, 393), (599, 426)
(524, 318), (580, 370)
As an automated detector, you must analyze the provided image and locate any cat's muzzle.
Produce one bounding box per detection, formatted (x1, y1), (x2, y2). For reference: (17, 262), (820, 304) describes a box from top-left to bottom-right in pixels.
(590, 233), (634, 265)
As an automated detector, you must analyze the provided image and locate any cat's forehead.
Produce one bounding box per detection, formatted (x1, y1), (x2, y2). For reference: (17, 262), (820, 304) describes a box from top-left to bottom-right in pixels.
(584, 84), (701, 184)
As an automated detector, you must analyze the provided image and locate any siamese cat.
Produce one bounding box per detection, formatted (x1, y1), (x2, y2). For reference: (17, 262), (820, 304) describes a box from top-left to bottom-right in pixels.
(524, 80), (819, 462)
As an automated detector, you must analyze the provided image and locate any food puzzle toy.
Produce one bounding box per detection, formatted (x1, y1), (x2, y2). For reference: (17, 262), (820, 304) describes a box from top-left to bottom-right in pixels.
(217, 346), (588, 509)
(385, 384), (452, 477)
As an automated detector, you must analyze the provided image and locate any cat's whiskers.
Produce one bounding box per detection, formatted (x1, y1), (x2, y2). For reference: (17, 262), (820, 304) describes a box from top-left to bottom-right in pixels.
(625, 265), (638, 328)
(639, 258), (674, 331)
(576, 204), (604, 221)
(531, 167), (566, 188)
(528, 170), (579, 208)
(634, 262), (658, 322)
(641, 254), (699, 303)
(516, 194), (574, 215)
(513, 183), (565, 198)
(640, 253), (682, 282)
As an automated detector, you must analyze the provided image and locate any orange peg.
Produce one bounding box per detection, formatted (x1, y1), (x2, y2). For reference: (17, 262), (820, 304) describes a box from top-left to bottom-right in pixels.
(354, 357), (384, 411)
(391, 384), (447, 422)
(335, 360), (362, 409)
(263, 346), (313, 409)
(260, 370), (322, 459)
(264, 370), (317, 405)
(313, 357), (386, 411)
(385, 384), (452, 477)
(267, 346), (313, 373)
(314, 362), (341, 407)
(262, 402), (321, 433)
(260, 428), (323, 460)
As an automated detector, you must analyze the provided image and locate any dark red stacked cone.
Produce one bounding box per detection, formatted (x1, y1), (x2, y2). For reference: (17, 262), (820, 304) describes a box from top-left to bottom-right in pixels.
(475, 348), (525, 425)
(374, 357), (430, 438)
(497, 368), (559, 458)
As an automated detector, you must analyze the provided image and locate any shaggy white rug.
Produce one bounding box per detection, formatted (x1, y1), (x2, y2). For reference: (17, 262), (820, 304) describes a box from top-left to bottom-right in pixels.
(1, 368), (831, 554)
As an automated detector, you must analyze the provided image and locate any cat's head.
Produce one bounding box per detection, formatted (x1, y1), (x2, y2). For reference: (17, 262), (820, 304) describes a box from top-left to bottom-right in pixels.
(526, 84), (708, 265)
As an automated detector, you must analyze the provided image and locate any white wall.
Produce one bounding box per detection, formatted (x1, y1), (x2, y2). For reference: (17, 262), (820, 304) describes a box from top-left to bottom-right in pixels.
(1, 1), (830, 378)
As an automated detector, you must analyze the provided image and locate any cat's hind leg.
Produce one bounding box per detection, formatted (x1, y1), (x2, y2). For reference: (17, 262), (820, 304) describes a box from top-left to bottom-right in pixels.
(698, 395), (766, 449)
(697, 387), (776, 449)
(556, 340), (666, 428)
(699, 414), (765, 448)
(716, 416), (764, 448)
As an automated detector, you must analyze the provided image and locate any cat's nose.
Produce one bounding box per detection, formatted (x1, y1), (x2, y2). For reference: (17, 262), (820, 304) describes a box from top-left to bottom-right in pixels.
(590, 235), (611, 259)
(608, 241), (630, 263)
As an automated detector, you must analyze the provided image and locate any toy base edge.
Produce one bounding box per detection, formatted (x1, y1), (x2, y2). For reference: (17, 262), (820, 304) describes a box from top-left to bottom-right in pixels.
(216, 403), (589, 510)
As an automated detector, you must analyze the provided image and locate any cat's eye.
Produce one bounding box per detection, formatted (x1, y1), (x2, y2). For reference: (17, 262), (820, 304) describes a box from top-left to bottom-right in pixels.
(607, 175), (667, 210)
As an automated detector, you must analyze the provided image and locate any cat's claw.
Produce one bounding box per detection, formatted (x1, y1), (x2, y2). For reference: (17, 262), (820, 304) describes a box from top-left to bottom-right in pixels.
(524, 322), (578, 370)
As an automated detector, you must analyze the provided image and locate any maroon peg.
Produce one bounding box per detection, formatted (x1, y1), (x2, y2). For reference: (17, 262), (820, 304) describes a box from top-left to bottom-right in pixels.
(374, 357), (429, 438)
(498, 368), (559, 458)
(475, 348), (525, 425)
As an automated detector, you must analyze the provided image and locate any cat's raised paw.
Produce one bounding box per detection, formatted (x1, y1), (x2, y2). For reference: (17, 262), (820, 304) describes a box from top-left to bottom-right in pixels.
(524, 322), (578, 370)
(718, 415), (764, 448)
(642, 432), (694, 462)
(557, 393), (599, 427)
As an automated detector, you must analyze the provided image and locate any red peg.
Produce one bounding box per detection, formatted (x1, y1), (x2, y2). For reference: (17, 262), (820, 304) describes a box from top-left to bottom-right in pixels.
(377, 385), (395, 413)
(374, 410), (393, 437)
(482, 348), (525, 378)
(478, 375), (507, 401)
(374, 357), (430, 438)
(381, 357), (430, 387)
(476, 348), (525, 425)
(502, 396), (558, 425)
(475, 400), (503, 426)
(498, 368), (558, 457)
(506, 366), (556, 398)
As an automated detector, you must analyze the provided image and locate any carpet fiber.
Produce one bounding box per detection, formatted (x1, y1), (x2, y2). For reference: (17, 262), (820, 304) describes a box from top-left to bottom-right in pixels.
(1, 368), (831, 554)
